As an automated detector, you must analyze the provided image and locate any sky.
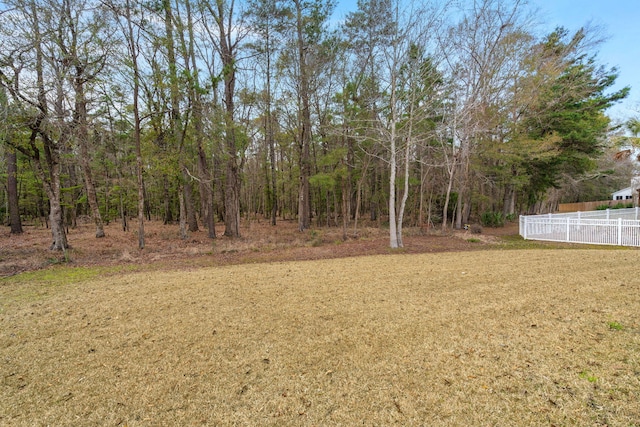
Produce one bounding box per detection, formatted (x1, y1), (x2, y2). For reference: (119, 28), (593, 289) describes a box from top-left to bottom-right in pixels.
(333, 0), (640, 123)
(533, 0), (640, 121)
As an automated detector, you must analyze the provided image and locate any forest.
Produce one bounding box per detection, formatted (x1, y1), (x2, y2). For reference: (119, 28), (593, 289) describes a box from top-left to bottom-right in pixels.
(0, 0), (634, 250)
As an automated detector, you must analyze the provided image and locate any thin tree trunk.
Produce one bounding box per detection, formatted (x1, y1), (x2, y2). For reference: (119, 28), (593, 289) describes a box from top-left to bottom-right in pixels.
(32, 1), (67, 251)
(184, 172), (199, 232)
(185, 0), (215, 238)
(163, 175), (173, 224)
(295, 0), (311, 232)
(31, 132), (68, 251)
(396, 139), (410, 248)
(198, 146), (216, 238)
(389, 130), (398, 248)
(6, 149), (23, 234)
(179, 183), (187, 239)
(120, 0), (145, 248)
(442, 149), (457, 231)
(206, 0), (241, 238)
(164, 0), (190, 239)
(76, 93), (105, 237)
(352, 154), (370, 236)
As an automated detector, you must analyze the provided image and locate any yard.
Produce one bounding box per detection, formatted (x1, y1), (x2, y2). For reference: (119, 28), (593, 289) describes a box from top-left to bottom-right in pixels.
(1, 242), (639, 425)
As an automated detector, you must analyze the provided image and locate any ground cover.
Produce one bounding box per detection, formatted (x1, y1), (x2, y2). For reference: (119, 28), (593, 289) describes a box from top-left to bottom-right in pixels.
(0, 219), (511, 277)
(1, 246), (639, 426)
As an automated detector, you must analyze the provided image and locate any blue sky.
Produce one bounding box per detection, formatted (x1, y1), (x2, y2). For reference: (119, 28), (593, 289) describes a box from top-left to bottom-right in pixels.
(333, 0), (639, 122)
(534, 0), (640, 121)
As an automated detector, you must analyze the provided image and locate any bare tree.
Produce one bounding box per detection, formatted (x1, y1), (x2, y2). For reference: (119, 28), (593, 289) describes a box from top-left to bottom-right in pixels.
(201, 0), (249, 237)
(437, 0), (533, 228)
(0, 0), (70, 250)
(54, 0), (111, 238)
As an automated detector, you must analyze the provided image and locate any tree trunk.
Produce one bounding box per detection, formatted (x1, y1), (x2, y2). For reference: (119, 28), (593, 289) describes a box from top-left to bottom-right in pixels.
(6, 149), (23, 234)
(295, 0), (311, 232)
(119, 0), (145, 248)
(183, 171), (199, 232)
(503, 183), (516, 218)
(442, 159), (456, 231)
(396, 139), (411, 248)
(73, 55), (105, 237)
(224, 158), (241, 237)
(179, 183), (187, 239)
(32, 133), (69, 251)
(31, 2), (68, 252)
(163, 175), (173, 224)
(207, 0), (241, 238)
(389, 130), (398, 248)
(268, 100), (278, 227)
(198, 146), (216, 238)
(185, 0), (214, 238)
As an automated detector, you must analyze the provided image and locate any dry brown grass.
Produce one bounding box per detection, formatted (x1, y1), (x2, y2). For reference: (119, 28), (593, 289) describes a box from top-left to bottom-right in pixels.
(0, 220), (496, 276)
(1, 249), (639, 426)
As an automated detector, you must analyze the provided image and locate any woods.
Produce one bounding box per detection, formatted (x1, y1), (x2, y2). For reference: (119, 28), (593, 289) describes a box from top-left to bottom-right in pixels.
(0, 0), (631, 249)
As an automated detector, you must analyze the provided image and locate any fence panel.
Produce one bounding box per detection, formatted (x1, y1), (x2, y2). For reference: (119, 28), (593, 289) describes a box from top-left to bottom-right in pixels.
(519, 210), (640, 247)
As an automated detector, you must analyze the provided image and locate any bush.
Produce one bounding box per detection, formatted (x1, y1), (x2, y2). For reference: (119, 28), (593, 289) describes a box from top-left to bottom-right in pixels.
(596, 202), (634, 210)
(480, 211), (504, 228)
(614, 202), (634, 209)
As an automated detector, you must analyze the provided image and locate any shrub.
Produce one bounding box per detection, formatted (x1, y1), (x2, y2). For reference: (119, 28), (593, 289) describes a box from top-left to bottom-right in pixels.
(596, 202), (634, 210)
(611, 202), (633, 209)
(480, 211), (504, 228)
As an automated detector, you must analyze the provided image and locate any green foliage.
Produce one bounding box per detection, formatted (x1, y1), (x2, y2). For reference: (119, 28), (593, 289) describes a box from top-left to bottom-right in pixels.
(596, 203), (634, 210)
(579, 370), (598, 383)
(607, 321), (624, 331)
(309, 172), (336, 190)
(519, 28), (629, 207)
(480, 211), (505, 228)
(616, 203), (633, 209)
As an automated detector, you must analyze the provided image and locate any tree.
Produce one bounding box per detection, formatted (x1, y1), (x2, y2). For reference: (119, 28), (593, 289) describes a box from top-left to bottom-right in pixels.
(201, 0), (249, 237)
(344, 0), (441, 247)
(55, 0), (110, 238)
(519, 28), (629, 210)
(276, 0), (334, 231)
(437, 0), (534, 228)
(0, 87), (23, 233)
(183, 0), (216, 238)
(5, 148), (23, 233)
(106, 0), (147, 248)
(0, 0), (70, 250)
(246, 0), (284, 226)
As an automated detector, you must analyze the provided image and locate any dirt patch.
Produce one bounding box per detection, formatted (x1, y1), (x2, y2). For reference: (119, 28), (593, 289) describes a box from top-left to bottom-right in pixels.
(0, 220), (519, 277)
(1, 249), (639, 426)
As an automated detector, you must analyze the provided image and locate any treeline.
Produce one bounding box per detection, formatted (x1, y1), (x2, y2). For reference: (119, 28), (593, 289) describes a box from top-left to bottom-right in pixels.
(0, 0), (631, 249)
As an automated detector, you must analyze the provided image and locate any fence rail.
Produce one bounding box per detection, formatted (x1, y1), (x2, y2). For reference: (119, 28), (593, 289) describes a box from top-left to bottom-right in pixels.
(519, 208), (640, 247)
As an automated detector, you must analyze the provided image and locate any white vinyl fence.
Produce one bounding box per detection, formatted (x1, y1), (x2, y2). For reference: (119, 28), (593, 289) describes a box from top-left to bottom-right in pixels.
(519, 208), (640, 247)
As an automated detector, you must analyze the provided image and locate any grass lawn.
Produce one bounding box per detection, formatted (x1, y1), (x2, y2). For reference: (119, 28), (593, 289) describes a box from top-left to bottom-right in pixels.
(1, 249), (639, 426)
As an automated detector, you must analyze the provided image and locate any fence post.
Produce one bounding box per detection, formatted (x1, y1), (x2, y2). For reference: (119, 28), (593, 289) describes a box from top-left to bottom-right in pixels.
(618, 218), (622, 246)
(566, 217), (571, 242)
